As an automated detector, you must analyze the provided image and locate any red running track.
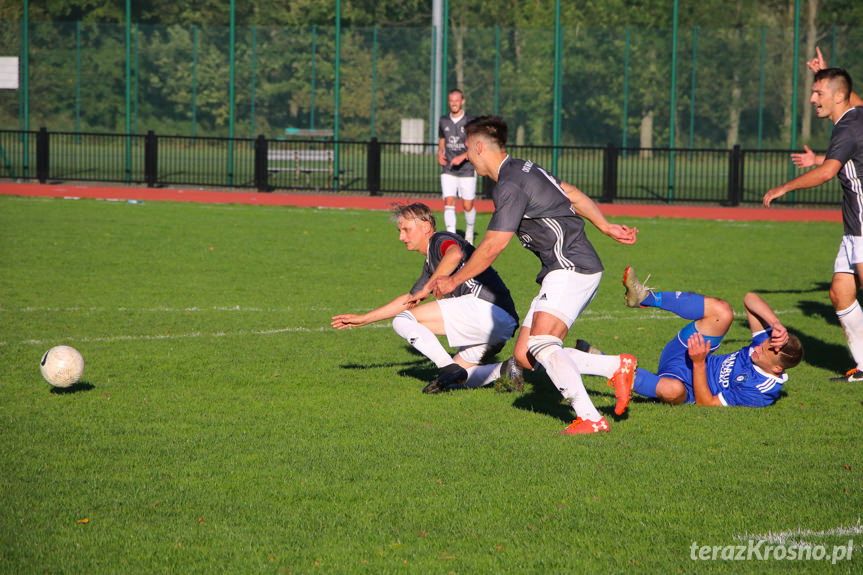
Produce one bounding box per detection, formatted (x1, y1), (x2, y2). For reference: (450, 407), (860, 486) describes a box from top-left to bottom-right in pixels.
(0, 182), (841, 223)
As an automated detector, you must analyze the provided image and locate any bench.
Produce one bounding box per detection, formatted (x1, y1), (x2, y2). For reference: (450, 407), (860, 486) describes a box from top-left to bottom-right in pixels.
(267, 148), (335, 183)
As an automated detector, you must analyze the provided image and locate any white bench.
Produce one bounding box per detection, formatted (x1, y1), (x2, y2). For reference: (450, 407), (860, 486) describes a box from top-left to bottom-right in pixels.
(267, 148), (335, 182)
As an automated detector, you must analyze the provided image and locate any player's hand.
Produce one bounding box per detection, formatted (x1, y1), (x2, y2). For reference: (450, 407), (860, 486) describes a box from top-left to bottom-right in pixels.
(762, 187), (787, 208)
(406, 289), (430, 308)
(605, 224), (639, 245)
(806, 46), (827, 74)
(438, 151), (447, 167)
(450, 153), (466, 167)
(769, 323), (789, 352)
(331, 314), (365, 330)
(686, 332), (711, 363)
(791, 145), (817, 168)
(431, 276), (457, 299)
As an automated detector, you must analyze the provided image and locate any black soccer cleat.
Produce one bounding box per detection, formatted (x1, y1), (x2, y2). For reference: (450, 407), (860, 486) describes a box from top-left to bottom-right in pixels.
(830, 368), (863, 382)
(422, 363), (468, 394)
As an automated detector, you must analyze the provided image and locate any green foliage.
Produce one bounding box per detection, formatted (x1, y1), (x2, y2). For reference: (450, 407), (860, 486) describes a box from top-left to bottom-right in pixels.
(1, 195), (861, 573)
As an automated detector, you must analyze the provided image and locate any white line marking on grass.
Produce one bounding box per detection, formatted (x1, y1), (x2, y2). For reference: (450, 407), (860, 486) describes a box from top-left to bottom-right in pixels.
(2, 323), (393, 347)
(734, 519), (863, 547)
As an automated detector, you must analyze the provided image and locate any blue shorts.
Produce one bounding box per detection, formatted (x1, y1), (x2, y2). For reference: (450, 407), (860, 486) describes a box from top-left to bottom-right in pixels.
(657, 322), (724, 403)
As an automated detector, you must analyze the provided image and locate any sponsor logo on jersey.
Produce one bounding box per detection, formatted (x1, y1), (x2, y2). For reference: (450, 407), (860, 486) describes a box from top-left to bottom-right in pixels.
(522, 161), (533, 173)
(718, 352), (738, 388)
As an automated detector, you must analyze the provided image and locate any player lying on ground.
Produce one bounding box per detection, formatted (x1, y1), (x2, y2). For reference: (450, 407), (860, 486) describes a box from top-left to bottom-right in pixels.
(423, 116), (640, 435)
(570, 267), (803, 407)
(331, 203), (523, 394)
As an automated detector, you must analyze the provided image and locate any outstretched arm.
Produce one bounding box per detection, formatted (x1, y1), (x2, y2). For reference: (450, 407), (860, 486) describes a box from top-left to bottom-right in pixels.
(743, 292), (789, 351)
(431, 230), (513, 298)
(561, 182), (638, 244)
(763, 159), (842, 207)
(687, 332), (723, 406)
(331, 293), (413, 329)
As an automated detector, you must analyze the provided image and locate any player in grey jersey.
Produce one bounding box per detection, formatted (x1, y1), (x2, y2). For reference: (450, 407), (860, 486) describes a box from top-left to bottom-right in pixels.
(332, 203), (521, 393)
(426, 116), (640, 435)
(438, 89), (478, 244)
(764, 57), (863, 382)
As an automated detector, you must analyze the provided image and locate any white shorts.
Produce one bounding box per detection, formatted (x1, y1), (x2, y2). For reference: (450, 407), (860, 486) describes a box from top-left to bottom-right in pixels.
(438, 295), (517, 362)
(522, 269), (602, 329)
(441, 173), (477, 201)
(834, 235), (863, 274)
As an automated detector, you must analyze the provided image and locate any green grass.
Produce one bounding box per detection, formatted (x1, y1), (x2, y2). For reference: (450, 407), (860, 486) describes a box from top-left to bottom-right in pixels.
(1, 195), (860, 574)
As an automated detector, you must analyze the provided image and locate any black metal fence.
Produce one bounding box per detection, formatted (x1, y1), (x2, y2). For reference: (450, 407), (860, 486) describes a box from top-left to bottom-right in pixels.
(0, 128), (843, 206)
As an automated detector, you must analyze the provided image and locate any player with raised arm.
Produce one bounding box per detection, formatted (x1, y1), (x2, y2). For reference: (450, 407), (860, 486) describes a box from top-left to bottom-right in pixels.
(569, 267), (803, 407)
(438, 89), (478, 244)
(332, 203), (521, 394)
(423, 116), (639, 435)
(764, 61), (863, 382)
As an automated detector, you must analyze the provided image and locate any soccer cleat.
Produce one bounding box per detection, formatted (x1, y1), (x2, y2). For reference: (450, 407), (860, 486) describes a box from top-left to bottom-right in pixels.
(561, 417), (610, 435)
(607, 354), (637, 415)
(422, 363), (468, 394)
(575, 339), (604, 355)
(622, 266), (654, 308)
(830, 368), (863, 382)
(494, 357), (525, 392)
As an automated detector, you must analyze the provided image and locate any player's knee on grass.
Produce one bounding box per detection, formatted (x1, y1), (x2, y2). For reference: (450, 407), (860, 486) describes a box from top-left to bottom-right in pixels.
(656, 378), (687, 405)
(699, 297), (733, 336)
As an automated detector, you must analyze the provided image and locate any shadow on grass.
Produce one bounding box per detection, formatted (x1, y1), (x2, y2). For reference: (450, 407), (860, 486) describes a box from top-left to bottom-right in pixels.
(511, 371), (637, 424)
(798, 299), (840, 326)
(754, 282), (830, 295)
(49, 381), (94, 394)
(794, 330), (850, 374)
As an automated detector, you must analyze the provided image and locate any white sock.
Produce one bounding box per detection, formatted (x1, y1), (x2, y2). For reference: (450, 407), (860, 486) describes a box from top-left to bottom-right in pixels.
(564, 348), (621, 378)
(837, 301), (863, 370)
(463, 363), (501, 388)
(464, 208), (476, 244)
(444, 205), (457, 233)
(392, 311), (453, 368)
(528, 335), (602, 422)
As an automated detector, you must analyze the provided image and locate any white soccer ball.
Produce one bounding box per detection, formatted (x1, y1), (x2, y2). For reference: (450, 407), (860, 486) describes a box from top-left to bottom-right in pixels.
(40, 346), (85, 388)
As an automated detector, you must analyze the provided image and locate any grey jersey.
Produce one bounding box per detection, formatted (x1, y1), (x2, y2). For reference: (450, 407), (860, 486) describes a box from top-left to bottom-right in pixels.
(438, 113), (476, 176)
(487, 156), (603, 284)
(410, 231), (519, 324)
(825, 106), (863, 236)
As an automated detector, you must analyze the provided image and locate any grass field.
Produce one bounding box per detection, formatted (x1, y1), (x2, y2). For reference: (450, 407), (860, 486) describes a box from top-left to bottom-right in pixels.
(1, 195), (861, 573)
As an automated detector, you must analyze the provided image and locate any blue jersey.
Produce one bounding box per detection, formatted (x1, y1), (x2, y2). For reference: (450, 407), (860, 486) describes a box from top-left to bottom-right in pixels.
(704, 330), (787, 407)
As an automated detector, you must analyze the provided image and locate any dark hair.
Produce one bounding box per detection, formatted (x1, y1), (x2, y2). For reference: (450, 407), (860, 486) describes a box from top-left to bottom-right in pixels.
(448, 88), (464, 97)
(464, 115), (508, 149)
(814, 67), (853, 101)
(390, 202), (436, 231)
(777, 333), (804, 370)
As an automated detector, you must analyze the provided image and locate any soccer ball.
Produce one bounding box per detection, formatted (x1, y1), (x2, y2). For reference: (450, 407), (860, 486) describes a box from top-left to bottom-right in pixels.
(40, 346), (85, 388)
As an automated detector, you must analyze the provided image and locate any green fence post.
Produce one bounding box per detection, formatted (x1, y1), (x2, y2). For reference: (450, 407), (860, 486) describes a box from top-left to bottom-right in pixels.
(334, 0), (341, 191)
(125, 0), (131, 183)
(134, 23), (139, 136)
(310, 25), (317, 130)
(757, 26), (765, 154)
(622, 26), (629, 157)
(552, 0), (562, 174)
(192, 24), (198, 141)
(442, 0), (449, 107)
(689, 25), (697, 151)
(371, 25), (377, 139)
(668, 0), (679, 203)
(228, 0), (236, 187)
(75, 20), (81, 144)
(494, 25), (500, 116)
(788, 0), (801, 202)
(251, 25), (256, 140)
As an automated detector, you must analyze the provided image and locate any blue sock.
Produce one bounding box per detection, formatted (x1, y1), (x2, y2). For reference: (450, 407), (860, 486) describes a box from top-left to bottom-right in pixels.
(640, 291), (704, 321)
(632, 368), (659, 398)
